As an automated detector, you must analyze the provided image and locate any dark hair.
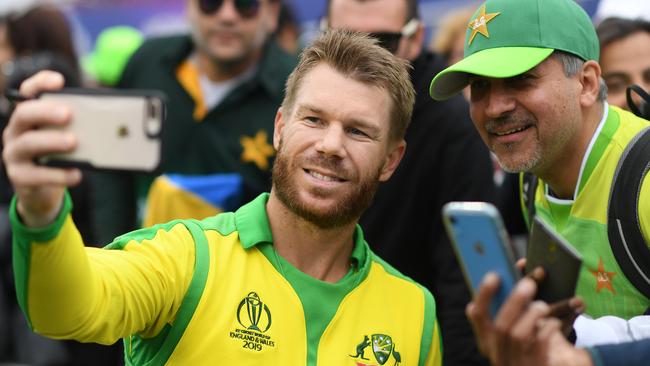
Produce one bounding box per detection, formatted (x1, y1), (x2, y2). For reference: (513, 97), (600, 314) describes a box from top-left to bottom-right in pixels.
(6, 5), (79, 77)
(596, 17), (650, 49)
(326, 0), (420, 22)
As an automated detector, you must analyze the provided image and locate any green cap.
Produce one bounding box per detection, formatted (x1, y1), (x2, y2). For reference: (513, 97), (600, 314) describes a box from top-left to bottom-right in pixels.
(83, 26), (144, 86)
(429, 0), (599, 100)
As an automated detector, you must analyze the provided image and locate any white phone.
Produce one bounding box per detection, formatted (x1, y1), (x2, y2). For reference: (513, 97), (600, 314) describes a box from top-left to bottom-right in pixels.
(38, 88), (164, 172)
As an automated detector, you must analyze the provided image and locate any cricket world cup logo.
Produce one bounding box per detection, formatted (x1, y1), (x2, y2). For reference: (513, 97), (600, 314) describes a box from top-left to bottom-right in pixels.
(237, 292), (272, 332)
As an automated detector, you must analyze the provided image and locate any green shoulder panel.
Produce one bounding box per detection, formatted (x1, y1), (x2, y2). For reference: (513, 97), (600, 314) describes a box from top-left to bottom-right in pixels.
(198, 211), (237, 236)
(369, 254), (439, 366)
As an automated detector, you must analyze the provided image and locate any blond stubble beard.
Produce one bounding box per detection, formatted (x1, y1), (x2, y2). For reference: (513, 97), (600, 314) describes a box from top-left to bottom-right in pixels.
(271, 140), (380, 229)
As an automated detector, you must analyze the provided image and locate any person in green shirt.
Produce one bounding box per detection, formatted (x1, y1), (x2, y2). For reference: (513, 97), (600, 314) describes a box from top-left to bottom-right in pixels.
(428, 0), (650, 355)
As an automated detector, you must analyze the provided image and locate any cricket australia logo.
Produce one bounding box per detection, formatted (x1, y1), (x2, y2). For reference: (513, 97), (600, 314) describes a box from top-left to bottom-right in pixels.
(349, 334), (402, 365)
(229, 292), (275, 351)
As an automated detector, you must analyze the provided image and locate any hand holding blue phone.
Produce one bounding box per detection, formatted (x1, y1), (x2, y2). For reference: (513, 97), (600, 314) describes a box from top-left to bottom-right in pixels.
(443, 202), (582, 318)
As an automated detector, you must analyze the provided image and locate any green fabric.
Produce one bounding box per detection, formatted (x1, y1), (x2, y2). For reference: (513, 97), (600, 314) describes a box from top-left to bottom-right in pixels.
(536, 205), (649, 318)
(83, 26), (144, 86)
(260, 242), (368, 366)
(419, 289), (438, 366)
(120, 221), (210, 366)
(105, 219), (190, 250)
(9, 191), (73, 328)
(235, 194), (371, 366)
(430, 0), (599, 100)
(529, 108), (650, 318)
(124, 325), (171, 366)
(546, 199), (572, 232)
(577, 109), (619, 196)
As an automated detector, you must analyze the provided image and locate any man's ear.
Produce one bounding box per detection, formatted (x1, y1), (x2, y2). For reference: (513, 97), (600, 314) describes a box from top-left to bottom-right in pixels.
(399, 22), (425, 61)
(379, 140), (406, 182)
(273, 108), (284, 150)
(579, 60), (602, 107)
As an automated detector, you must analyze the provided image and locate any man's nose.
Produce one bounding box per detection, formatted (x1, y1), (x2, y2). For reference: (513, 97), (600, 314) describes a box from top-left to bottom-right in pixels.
(315, 124), (346, 158)
(484, 83), (516, 119)
(212, 0), (240, 20)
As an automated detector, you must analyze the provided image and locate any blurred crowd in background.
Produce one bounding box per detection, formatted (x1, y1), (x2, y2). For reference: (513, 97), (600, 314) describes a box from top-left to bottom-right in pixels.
(0, 0), (648, 365)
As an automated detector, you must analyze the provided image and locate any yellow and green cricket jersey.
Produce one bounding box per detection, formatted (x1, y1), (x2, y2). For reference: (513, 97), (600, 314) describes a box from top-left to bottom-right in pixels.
(521, 105), (650, 319)
(10, 193), (441, 366)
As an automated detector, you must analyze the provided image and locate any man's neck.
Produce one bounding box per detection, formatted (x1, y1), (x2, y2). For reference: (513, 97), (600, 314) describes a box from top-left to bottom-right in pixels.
(195, 49), (262, 82)
(536, 103), (605, 199)
(265, 192), (356, 283)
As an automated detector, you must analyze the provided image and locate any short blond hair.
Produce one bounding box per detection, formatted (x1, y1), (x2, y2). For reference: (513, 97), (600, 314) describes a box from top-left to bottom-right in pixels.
(281, 29), (415, 142)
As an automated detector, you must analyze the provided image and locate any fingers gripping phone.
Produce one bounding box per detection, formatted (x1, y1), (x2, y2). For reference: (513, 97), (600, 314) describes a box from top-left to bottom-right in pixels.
(442, 202), (521, 317)
(38, 88), (164, 172)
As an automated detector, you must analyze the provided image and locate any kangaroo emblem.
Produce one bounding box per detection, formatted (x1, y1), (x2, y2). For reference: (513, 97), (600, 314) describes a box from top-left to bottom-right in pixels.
(349, 335), (371, 360)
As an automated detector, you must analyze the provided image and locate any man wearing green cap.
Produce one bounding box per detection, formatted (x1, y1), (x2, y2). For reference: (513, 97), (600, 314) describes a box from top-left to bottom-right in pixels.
(430, 0), (650, 328)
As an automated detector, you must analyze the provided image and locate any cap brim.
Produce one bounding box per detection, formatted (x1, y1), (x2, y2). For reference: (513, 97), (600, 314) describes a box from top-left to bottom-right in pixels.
(429, 47), (554, 100)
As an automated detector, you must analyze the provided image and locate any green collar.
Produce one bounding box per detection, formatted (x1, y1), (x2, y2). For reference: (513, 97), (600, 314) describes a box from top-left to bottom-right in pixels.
(575, 104), (620, 197)
(234, 193), (368, 270)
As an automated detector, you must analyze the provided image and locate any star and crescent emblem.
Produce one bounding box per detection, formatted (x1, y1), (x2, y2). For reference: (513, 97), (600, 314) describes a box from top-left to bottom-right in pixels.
(240, 130), (275, 170)
(467, 4), (501, 45)
(590, 258), (617, 294)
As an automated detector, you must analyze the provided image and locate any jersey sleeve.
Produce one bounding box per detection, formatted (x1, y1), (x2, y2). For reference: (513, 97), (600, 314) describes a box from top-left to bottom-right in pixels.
(10, 191), (195, 344)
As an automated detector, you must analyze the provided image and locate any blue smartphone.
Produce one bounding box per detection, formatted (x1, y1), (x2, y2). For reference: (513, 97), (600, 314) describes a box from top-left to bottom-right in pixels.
(442, 201), (521, 317)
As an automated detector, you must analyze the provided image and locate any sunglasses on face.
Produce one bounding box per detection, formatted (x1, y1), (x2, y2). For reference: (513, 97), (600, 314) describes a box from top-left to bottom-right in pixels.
(321, 18), (419, 54)
(197, 0), (261, 19)
(368, 19), (419, 54)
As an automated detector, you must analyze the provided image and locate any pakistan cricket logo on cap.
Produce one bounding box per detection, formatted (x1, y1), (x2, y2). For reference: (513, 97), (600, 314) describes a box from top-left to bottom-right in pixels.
(229, 292), (276, 351)
(349, 334), (402, 365)
(467, 4), (500, 45)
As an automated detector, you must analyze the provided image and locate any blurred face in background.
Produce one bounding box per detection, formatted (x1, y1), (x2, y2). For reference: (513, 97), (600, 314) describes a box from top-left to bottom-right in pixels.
(187, 0), (280, 68)
(600, 31), (650, 110)
(0, 23), (15, 91)
(327, 0), (423, 61)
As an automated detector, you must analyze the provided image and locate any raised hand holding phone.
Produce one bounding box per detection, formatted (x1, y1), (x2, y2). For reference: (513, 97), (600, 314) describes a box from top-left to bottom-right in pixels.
(3, 70), (165, 227)
(2, 71), (77, 227)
